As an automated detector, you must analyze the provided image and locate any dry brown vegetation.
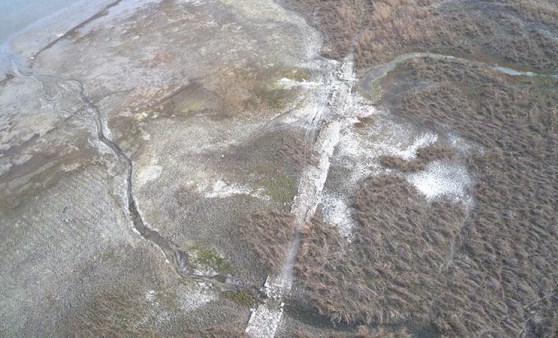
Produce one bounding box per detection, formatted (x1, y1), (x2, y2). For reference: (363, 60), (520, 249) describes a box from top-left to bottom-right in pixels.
(239, 210), (296, 273)
(379, 142), (455, 172)
(292, 57), (558, 336)
(294, 176), (467, 326)
(379, 155), (426, 172)
(185, 326), (249, 338)
(280, 0), (558, 72)
(229, 126), (315, 177)
(58, 285), (157, 336)
(382, 57), (558, 336)
(285, 326), (411, 338)
(280, 1), (558, 335)
(355, 325), (411, 338)
(415, 143), (455, 163)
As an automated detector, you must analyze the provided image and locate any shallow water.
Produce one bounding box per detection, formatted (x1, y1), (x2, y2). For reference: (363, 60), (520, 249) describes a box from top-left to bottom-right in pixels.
(0, 0), (121, 73)
(0, 0), (80, 44)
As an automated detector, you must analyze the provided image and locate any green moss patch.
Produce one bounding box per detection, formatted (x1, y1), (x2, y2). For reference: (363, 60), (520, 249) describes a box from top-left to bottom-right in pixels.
(189, 245), (232, 273)
(222, 290), (256, 307)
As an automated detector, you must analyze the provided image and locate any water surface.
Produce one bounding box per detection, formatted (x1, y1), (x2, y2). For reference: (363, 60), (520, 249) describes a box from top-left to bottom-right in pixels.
(0, 0), (80, 44)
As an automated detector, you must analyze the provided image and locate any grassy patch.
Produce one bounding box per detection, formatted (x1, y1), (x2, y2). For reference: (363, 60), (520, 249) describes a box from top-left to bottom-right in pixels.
(251, 66), (311, 110)
(261, 172), (298, 204)
(253, 87), (296, 110)
(222, 290), (256, 307)
(189, 245), (232, 273)
(360, 81), (383, 103)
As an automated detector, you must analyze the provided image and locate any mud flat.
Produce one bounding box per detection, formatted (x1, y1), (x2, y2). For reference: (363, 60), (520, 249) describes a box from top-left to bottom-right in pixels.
(0, 0), (324, 335)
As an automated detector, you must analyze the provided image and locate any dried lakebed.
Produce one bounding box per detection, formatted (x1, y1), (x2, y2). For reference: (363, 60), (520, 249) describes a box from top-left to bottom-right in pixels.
(1, 0), (554, 336)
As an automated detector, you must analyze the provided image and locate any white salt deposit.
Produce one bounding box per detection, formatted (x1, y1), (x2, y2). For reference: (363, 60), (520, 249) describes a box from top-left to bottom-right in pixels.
(145, 289), (156, 302)
(492, 66), (536, 77)
(176, 0), (204, 5)
(406, 161), (472, 200)
(245, 304), (284, 338)
(137, 163), (162, 187)
(333, 113), (440, 189)
(200, 179), (270, 200)
(277, 78), (320, 90)
(321, 194), (357, 239)
(139, 286), (214, 328)
(177, 285), (216, 311)
(339, 118), (437, 161)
